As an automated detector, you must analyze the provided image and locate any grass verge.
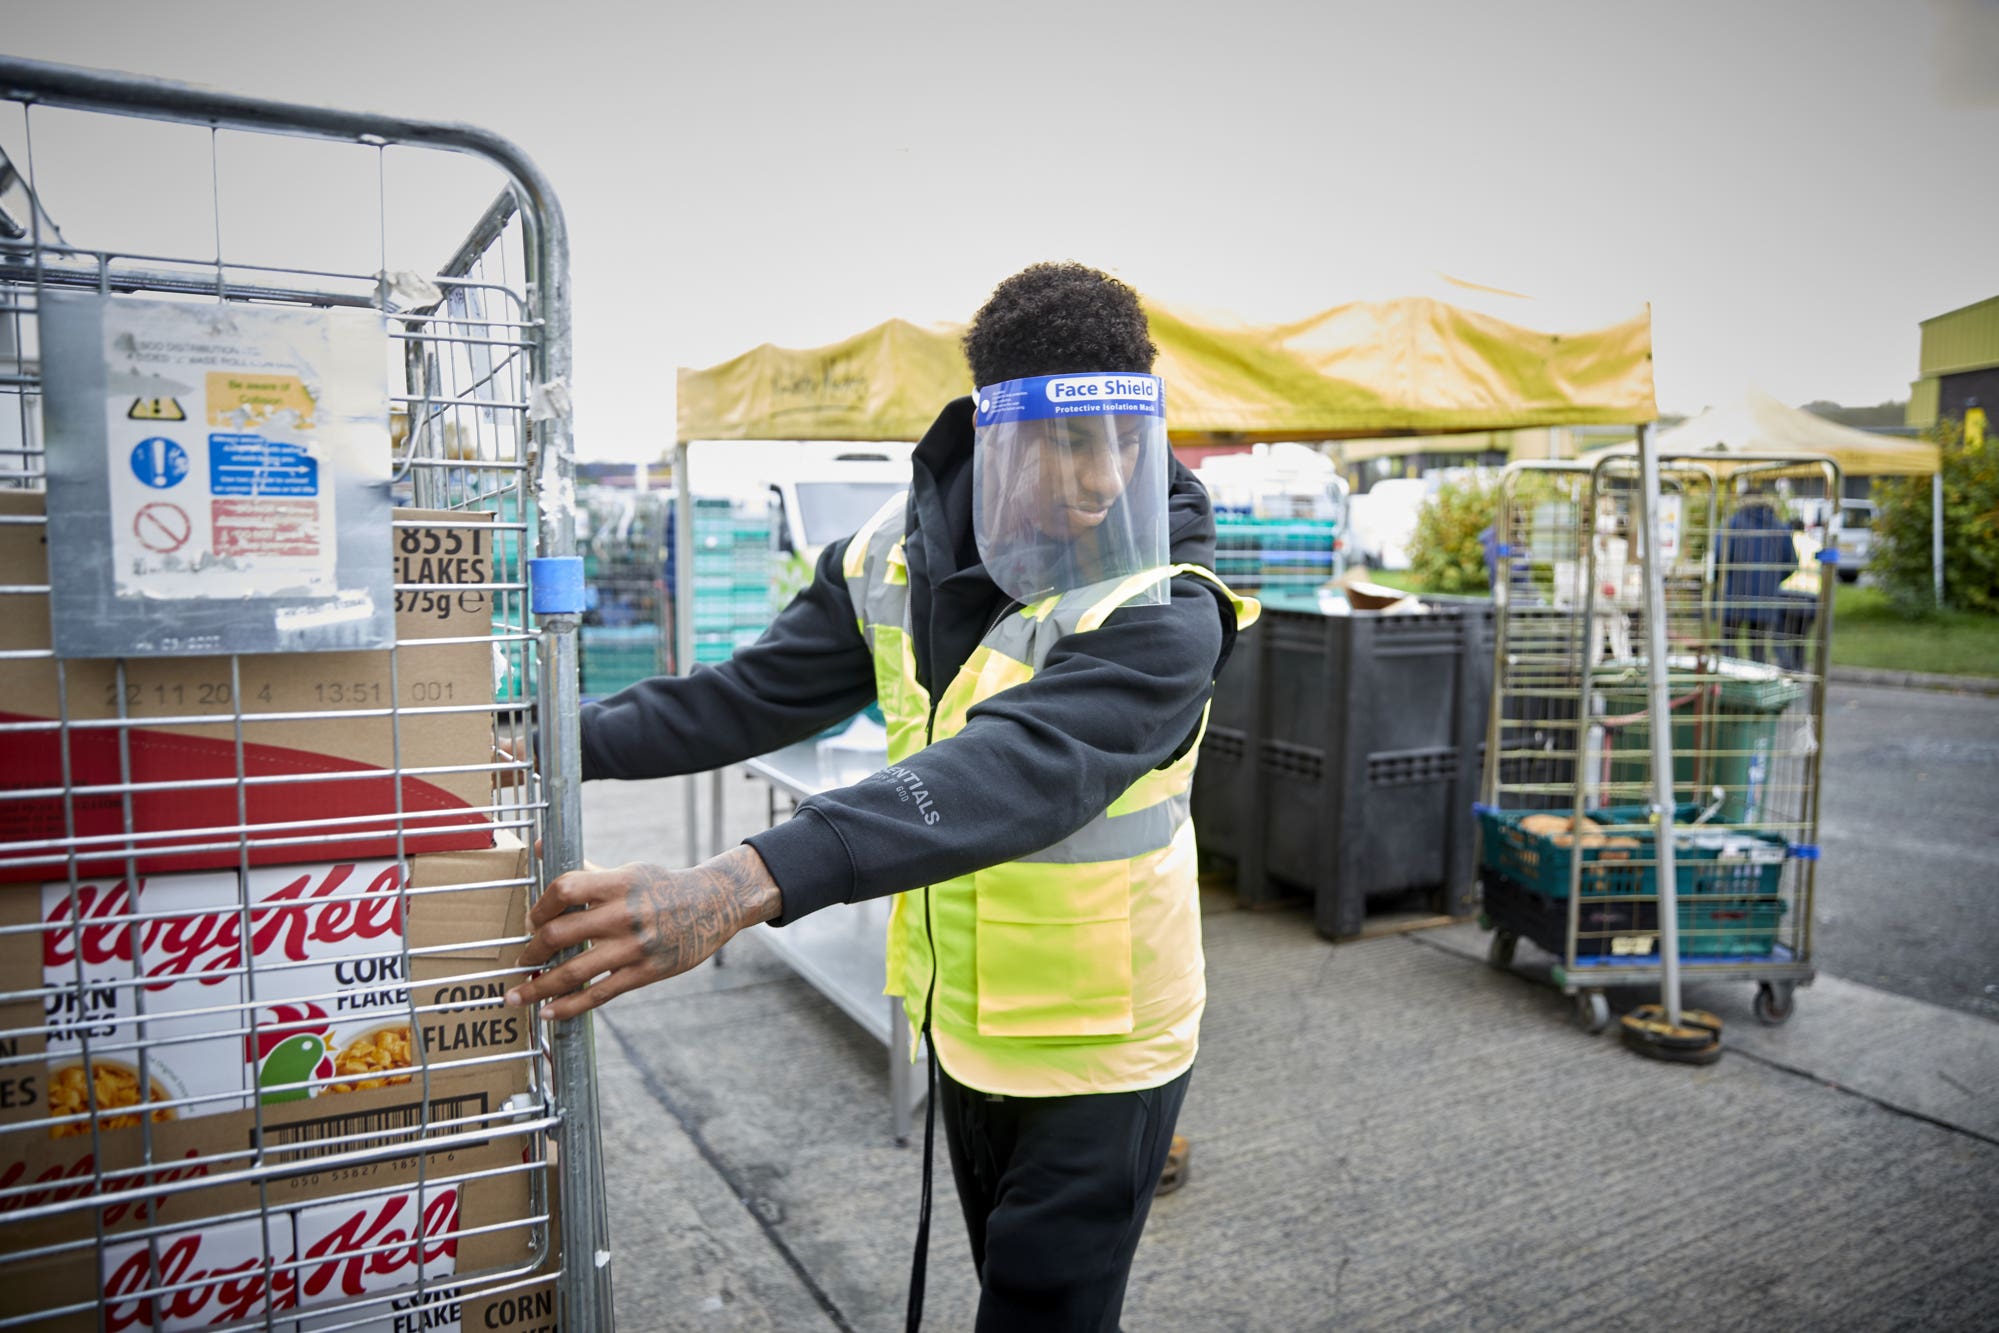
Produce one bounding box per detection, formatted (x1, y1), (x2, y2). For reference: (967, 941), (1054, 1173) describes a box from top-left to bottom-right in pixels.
(1826, 583), (1999, 678)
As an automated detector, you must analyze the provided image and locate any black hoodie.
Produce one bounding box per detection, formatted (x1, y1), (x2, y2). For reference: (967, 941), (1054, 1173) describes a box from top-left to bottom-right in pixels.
(579, 397), (1238, 924)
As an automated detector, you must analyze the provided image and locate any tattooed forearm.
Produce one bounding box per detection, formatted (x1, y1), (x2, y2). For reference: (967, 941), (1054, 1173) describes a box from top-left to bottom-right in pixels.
(506, 845), (783, 1019)
(626, 844), (782, 978)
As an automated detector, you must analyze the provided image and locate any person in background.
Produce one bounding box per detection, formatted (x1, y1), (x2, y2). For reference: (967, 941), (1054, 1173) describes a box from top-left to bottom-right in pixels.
(504, 262), (1254, 1332)
(1774, 517), (1822, 672)
(1719, 497), (1792, 666)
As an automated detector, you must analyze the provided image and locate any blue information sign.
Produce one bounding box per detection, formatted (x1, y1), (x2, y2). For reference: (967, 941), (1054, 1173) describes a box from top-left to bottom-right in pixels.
(129, 436), (190, 489)
(209, 432), (321, 497)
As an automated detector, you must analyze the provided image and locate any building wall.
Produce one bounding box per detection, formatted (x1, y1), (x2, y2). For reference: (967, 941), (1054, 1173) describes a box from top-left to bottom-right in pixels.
(1919, 296), (1999, 378)
(1910, 295), (1999, 429)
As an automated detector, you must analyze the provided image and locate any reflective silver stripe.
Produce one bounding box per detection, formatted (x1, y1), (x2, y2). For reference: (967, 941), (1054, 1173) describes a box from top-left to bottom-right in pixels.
(858, 520), (911, 637)
(1018, 792), (1192, 864)
(844, 489), (907, 582)
(982, 569), (1160, 664)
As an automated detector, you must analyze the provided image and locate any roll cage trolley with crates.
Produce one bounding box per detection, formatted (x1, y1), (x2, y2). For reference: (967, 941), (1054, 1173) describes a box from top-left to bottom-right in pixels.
(1476, 443), (1838, 1053)
(0, 57), (613, 1329)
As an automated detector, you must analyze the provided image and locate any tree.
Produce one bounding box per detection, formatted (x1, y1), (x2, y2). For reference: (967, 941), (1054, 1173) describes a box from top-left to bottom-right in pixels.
(1872, 418), (1999, 613)
(1800, 399), (1911, 431)
(1408, 474), (1505, 594)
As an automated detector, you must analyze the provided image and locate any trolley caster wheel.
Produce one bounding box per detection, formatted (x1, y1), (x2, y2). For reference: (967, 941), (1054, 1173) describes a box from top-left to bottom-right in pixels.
(1753, 983), (1795, 1026)
(1487, 930), (1518, 971)
(1571, 990), (1611, 1034)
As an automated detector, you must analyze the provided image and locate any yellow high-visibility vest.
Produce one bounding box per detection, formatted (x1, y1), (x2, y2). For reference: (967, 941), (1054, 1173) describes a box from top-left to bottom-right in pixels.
(843, 492), (1260, 1096)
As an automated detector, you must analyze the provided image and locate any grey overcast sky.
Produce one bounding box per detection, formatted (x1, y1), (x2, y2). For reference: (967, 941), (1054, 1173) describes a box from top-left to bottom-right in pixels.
(7, 0), (1997, 461)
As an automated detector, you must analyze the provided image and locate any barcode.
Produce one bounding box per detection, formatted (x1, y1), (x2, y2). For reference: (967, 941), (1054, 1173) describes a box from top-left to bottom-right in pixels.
(253, 1091), (491, 1162)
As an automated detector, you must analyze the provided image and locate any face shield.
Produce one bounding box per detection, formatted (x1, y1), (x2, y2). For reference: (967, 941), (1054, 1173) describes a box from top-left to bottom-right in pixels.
(973, 373), (1170, 607)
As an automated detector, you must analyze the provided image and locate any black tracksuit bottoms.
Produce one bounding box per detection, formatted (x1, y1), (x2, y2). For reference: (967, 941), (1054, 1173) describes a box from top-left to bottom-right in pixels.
(936, 1062), (1192, 1333)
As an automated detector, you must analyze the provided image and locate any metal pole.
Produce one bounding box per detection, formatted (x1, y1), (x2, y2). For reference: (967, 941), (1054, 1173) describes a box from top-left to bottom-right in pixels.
(1635, 422), (1683, 1021)
(676, 440), (699, 861)
(515, 159), (616, 1333)
(537, 611), (613, 1327)
(1933, 471), (1945, 609)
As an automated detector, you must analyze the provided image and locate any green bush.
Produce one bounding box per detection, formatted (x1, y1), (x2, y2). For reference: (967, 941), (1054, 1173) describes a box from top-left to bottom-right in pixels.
(1408, 474), (1505, 594)
(1873, 419), (1999, 614)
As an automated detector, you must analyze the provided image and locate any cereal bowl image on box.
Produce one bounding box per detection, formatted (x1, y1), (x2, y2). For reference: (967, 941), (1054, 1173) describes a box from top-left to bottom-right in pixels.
(45, 1058), (176, 1139)
(327, 1023), (415, 1095)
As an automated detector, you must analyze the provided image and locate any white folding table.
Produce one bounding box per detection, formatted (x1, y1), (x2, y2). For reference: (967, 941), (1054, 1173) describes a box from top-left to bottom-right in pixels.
(741, 739), (928, 1143)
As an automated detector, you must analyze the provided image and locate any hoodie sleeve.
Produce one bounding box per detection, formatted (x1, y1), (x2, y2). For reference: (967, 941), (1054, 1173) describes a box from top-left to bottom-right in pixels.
(744, 573), (1234, 922)
(578, 538), (878, 781)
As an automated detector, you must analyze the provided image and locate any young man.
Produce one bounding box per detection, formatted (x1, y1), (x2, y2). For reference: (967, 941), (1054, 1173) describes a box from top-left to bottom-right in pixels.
(506, 262), (1252, 1331)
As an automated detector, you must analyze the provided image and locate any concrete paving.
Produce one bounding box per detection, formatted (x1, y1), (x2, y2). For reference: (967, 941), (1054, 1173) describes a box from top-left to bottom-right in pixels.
(574, 773), (1999, 1333)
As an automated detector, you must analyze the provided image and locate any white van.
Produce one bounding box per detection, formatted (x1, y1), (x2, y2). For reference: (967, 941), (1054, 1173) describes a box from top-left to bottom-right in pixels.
(680, 439), (915, 602)
(1348, 477), (1428, 570)
(1830, 498), (1875, 584)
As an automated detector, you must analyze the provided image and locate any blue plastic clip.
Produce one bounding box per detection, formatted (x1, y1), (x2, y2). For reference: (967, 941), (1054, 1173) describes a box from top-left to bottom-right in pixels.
(1788, 843), (1821, 861)
(1493, 544), (1514, 558)
(1816, 549), (1840, 564)
(528, 557), (586, 615)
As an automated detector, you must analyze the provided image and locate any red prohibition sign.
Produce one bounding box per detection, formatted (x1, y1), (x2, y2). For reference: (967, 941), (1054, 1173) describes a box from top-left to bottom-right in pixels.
(133, 501), (192, 553)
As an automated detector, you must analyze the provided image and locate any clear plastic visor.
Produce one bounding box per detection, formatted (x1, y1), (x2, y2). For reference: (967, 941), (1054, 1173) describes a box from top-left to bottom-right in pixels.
(973, 409), (1170, 607)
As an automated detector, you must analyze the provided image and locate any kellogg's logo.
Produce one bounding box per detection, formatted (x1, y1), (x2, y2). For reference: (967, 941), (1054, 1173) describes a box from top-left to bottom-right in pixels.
(42, 862), (406, 990)
(0, 1150), (210, 1225)
(100, 1186), (460, 1330)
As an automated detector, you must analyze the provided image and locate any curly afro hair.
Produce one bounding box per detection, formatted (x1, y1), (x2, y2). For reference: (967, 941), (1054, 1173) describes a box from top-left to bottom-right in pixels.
(963, 262), (1157, 389)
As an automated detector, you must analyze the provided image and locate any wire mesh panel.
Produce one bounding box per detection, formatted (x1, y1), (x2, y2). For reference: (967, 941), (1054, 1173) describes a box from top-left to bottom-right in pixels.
(1478, 453), (1834, 1022)
(0, 57), (606, 1330)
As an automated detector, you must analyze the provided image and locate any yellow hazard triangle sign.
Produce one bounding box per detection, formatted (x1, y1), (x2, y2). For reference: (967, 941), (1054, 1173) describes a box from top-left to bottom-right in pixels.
(127, 396), (186, 421)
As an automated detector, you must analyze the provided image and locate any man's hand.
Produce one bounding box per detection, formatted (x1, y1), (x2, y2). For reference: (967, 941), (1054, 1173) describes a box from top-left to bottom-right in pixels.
(504, 844), (782, 1022)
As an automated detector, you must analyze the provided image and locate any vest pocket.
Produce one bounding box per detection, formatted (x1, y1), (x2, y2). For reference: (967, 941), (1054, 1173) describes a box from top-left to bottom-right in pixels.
(973, 860), (1134, 1038)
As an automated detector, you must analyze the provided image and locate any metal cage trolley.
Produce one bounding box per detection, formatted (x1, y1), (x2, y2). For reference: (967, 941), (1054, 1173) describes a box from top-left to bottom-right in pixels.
(1476, 451), (1836, 1032)
(0, 58), (612, 1330)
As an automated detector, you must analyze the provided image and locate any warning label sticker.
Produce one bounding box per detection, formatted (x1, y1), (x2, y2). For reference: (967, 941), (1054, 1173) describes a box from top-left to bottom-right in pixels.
(212, 498), (322, 557)
(207, 371), (317, 431)
(92, 302), (379, 603)
(127, 395), (186, 421)
(134, 501), (194, 553)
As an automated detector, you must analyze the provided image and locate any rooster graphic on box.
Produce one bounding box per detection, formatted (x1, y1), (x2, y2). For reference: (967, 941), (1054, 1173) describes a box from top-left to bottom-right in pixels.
(247, 1001), (335, 1103)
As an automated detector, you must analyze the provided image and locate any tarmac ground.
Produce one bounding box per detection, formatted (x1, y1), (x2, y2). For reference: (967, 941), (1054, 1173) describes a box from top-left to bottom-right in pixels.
(1812, 682), (1999, 1018)
(573, 682), (1999, 1331)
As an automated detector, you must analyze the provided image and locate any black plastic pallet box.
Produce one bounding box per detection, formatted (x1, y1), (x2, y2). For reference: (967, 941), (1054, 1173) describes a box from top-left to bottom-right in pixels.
(1193, 599), (1494, 939)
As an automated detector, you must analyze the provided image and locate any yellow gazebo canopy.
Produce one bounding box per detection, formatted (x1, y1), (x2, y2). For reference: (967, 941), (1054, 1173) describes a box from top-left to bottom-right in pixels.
(676, 296), (1657, 444)
(1587, 390), (1940, 476)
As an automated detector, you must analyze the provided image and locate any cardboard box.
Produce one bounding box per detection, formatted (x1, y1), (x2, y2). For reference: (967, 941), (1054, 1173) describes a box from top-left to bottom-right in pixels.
(0, 832), (545, 1320)
(0, 495), (501, 882)
(1, 1160), (549, 1331)
(295, 1198), (560, 1333)
(1, 837), (531, 1142)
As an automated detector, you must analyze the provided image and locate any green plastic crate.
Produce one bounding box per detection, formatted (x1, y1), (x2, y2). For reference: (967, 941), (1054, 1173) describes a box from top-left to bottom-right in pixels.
(1477, 805), (1788, 901)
